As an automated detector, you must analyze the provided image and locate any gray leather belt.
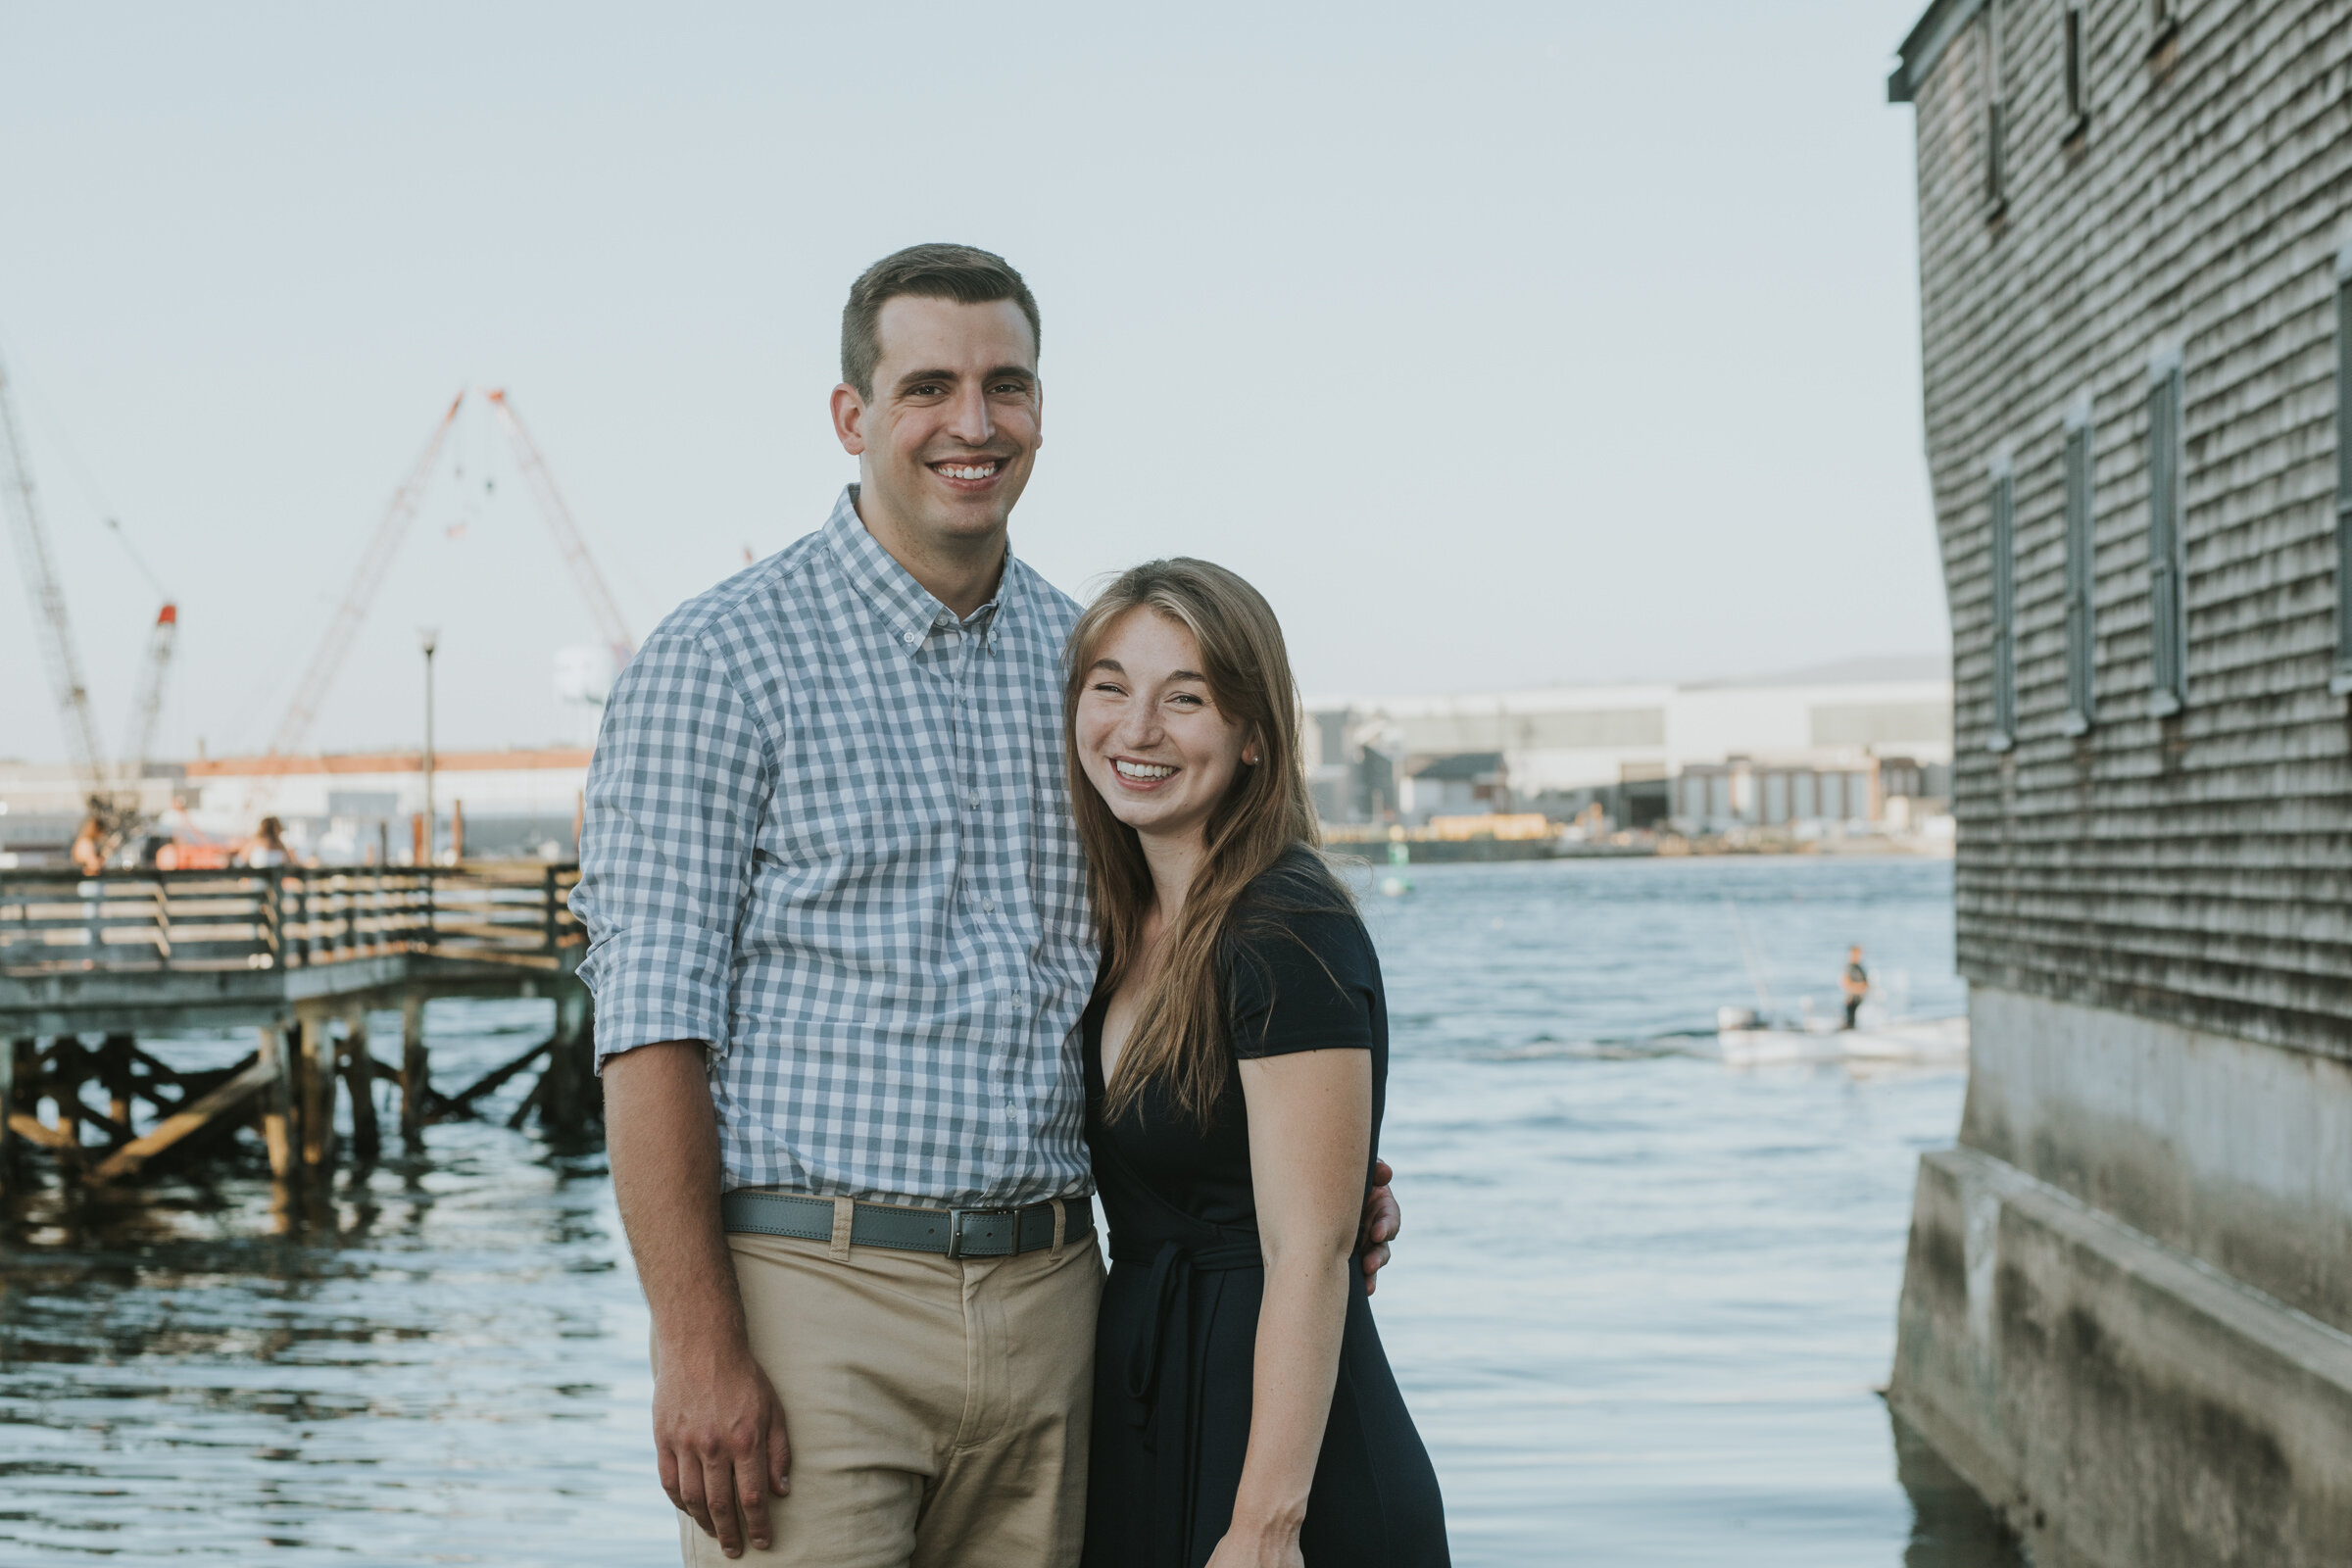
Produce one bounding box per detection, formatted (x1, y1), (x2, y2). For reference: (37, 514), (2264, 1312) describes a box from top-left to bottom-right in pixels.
(720, 1189), (1090, 1259)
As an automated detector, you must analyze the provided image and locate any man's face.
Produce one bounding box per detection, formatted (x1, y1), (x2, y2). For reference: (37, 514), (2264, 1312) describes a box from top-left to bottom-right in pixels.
(832, 295), (1041, 552)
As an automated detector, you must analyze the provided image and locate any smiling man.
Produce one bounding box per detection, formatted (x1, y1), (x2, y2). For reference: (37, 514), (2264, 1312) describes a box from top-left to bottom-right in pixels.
(571, 244), (1397, 1568)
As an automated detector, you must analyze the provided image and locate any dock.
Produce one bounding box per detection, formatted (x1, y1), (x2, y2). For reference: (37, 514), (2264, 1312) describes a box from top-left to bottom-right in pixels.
(0, 862), (594, 1208)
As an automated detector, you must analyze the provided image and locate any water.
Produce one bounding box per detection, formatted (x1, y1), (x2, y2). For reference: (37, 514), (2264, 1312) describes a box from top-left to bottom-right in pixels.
(0, 855), (2021, 1566)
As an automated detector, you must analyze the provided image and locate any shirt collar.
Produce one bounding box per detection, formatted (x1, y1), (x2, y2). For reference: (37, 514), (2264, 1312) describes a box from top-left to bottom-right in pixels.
(824, 485), (1022, 651)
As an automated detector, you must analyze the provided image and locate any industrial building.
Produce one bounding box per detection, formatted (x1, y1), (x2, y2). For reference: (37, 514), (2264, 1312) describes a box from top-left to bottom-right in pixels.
(1308, 659), (1953, 834)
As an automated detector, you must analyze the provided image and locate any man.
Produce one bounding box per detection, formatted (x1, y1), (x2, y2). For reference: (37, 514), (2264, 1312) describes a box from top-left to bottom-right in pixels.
(572, 244), (1398, 1567)
(1841, 945), (1870, 1030)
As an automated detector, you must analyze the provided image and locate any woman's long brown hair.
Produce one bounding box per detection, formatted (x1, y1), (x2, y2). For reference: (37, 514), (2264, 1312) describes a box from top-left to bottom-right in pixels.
(1063, 559), (1342, 1125)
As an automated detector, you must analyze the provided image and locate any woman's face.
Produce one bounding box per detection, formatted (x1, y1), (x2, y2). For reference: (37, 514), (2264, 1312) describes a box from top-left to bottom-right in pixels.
(1075, 608), (1252, 849)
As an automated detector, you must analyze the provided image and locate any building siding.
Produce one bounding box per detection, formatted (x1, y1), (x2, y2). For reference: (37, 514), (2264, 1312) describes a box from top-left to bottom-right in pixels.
(1912, 0), (2352, 1057)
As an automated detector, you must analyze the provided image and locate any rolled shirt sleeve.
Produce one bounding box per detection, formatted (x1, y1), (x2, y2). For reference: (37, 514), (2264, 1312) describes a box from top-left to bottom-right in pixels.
(571, 626), (774, 1070)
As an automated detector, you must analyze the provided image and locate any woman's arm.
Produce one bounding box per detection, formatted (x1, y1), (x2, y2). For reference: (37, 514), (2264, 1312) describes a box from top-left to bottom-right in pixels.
(1213, 1048), (1376, 1568)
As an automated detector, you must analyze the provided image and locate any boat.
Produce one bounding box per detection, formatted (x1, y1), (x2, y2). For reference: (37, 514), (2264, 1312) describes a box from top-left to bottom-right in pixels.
(1714, 1009), (1967, 1066)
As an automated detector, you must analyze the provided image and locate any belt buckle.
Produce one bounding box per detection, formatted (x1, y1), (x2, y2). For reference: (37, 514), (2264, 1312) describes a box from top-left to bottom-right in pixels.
(945, 1206), (1016, 1259)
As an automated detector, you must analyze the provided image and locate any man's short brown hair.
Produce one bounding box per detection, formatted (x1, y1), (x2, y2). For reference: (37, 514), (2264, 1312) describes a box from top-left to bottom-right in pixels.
(841, 243), (1041, 400)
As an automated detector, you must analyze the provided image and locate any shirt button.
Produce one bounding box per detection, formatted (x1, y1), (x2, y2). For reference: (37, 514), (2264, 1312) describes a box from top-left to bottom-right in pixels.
(968, 794), (981, 808)
(983, 898), (996, 912)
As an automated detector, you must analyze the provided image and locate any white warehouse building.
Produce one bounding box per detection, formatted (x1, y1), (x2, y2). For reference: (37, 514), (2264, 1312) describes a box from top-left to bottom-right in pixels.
(1307, 659), (1953, 832)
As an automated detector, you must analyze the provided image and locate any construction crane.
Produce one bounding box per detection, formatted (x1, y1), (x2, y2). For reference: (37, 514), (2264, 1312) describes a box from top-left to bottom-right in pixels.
(122, 602), (178, 776)
(104, 514), (179, 778)
(0, 347), (109, 795)
(484, 389), (636, 671)
(267, 389), (636, 756)
(268, 394), (463, 756)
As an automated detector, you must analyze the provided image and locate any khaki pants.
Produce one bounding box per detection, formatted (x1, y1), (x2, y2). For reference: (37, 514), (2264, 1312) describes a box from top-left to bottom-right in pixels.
(665, 1207), (1103, 1568)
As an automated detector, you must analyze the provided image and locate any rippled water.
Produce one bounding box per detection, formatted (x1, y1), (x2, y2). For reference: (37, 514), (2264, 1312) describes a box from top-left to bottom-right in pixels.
(0, 855), (2021, 1566)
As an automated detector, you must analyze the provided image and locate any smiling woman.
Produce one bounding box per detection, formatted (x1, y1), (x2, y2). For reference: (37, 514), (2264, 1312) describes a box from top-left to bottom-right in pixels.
(1062, 559), (1449, 1568)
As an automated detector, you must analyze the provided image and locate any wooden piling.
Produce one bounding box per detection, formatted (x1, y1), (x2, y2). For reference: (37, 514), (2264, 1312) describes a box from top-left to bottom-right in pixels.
(52, 1037), (86, 1149)
(400, 993), (428, 1147)
(0, 1038), (17, 1200)
(343, 1007), (379, 1162)
(544, 987), (589, 1135)
(101, 1033), (134, 1135)
(259, 1025), (295, 1182)
(299, 1014), (336, 1173)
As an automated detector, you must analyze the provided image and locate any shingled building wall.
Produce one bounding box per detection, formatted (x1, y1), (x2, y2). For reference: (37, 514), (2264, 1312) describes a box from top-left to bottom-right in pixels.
(1886, 5), (2352, 1562)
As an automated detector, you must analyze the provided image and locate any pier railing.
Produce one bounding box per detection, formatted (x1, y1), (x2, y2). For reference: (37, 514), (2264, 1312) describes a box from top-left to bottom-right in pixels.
(0, 862), (583, 977)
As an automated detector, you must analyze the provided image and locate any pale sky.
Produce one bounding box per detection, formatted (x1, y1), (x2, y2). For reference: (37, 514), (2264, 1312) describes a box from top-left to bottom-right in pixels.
(0, 1), (1943, 762)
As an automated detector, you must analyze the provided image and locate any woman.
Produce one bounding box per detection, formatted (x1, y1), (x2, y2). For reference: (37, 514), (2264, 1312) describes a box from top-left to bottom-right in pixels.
(241, 815), (291, 868)
(1066, 560), (1447, 1568)
(69, 813), (107, 876)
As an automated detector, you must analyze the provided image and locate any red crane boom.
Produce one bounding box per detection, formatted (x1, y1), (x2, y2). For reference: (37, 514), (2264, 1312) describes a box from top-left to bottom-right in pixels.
(123, 601), (178, 775)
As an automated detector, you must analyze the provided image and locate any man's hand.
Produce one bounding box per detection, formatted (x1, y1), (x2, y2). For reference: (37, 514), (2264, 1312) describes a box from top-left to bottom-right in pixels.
(1359, 1156), (1400, 1296)
(608, 1042), (790, 1558)
(654, 1343), (791, 1558)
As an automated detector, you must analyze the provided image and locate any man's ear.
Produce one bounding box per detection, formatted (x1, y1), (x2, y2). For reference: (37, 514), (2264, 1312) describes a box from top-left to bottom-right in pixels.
(830, 383), (868, 456)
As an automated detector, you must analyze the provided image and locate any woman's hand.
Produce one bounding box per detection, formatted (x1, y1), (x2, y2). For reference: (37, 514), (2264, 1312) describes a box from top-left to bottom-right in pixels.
(1203, 1523), (1305, 1568)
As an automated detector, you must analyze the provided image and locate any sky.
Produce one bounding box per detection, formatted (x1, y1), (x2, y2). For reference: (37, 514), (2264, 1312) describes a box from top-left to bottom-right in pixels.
(0, 1), (1945, 762)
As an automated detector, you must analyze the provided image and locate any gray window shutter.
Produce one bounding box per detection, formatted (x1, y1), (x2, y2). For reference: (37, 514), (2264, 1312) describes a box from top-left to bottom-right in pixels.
(1983, 6), (2008, 211)
(2334, 251), (2352, 693)
(1989, 459), (2017, 751)
(2064, 407), (2096, 732)
(2147, 352), (2185, 716)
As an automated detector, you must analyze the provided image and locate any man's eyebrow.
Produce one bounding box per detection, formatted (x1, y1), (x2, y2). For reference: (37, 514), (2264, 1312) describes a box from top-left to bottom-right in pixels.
(984, 365), (1036, 383)
(893, 367), (960, 391)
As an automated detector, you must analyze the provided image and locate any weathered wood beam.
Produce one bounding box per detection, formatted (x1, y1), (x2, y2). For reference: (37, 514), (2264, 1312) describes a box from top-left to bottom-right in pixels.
(7, 1112), (81, 1153)
(506, 1066), (550, 1130)
(127, 1041), (194, 1085)
(87, 1057), (278, 1183)
(445, 1036), (552, 1112)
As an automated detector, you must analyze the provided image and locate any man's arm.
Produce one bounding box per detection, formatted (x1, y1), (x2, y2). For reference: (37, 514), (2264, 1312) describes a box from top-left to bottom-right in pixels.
(608, 1042), (787, 1560)
(570, 627), (781, 1559)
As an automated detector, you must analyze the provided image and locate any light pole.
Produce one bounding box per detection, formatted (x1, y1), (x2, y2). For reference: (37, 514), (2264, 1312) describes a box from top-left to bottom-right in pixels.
(419, 627), (438, 865)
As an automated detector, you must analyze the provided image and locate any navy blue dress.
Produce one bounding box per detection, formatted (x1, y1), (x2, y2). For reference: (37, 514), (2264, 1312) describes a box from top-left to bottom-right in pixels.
(1081, 851), (1448, 1568)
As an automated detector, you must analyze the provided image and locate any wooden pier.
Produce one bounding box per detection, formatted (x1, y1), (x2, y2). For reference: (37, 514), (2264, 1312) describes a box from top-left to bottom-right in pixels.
(0, 862), (595, 1207)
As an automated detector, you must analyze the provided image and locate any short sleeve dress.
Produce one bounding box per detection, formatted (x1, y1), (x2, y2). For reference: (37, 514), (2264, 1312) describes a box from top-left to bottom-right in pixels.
(1080, 848), (1449, 1567)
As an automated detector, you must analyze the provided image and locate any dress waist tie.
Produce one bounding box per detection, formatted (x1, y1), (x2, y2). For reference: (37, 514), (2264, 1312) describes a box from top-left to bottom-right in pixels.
(1112, 1235), (1264, 1568)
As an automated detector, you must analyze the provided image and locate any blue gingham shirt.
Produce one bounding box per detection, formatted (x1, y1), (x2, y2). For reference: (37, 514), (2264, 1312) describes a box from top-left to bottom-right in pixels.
(571, 487), (1096, 1208)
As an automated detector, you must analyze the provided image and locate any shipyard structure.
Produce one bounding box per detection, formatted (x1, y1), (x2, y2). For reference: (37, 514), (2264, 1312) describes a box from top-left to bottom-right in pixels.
(1888, 2), (2352, 1561)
